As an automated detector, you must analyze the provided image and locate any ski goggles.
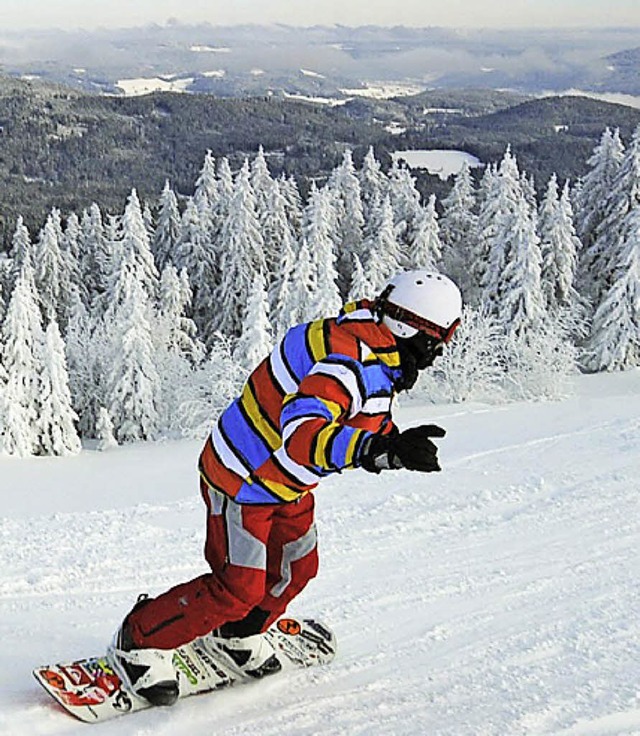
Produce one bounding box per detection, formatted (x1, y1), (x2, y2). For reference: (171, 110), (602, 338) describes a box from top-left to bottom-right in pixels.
(380, 300), (461, 344)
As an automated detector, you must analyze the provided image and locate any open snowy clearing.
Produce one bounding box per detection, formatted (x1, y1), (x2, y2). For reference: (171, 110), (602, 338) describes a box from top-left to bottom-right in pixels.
(1, 370), (639, 735)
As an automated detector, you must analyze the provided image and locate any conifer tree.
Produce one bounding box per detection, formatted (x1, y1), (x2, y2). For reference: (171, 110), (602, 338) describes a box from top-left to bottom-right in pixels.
(408, 194), (443, 271)
(34, 210), (73, 328)
(79, 203), (109, 309)
(359, 146), (387, 221)
(96, 407), (118, 450)
(480, 149), (529, 311)
(251, 145), (274, 221)
(175, 197), (217, 341)
(158, 264), (204, 364)
(387, 159), (422, 253)
(270, 224), (299, 340)
(496, 195), (546, 339)
(328, 149), (365, 295)
(0, 265), (42, 456)
(37, 317), (81, 456)
(303, 184), (341, 319)
(9, 216), (33, 289)
(105, 256), (161, 443)
(587, 125), (640, 310)
(65, 290), (103, 438)
(362, 194), (403, 296)
(279, 174), (304, 238)
(217, 160), (266, 336)
(440, 160), (479, 297)
(583, 204), (640, 371)
(575, 127), (625, 250)
(261, 179), (297, 285)
(539, 177), (582, 314)
(153, 180), (182, 271)
(233, 271), (273, 370)
(276, 242), (315, 329)
(120, 188), (159, 301)
(348, 253), (371, 301)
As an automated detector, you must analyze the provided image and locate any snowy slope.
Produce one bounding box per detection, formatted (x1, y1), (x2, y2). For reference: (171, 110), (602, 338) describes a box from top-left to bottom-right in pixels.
(1, 370), (639, 736)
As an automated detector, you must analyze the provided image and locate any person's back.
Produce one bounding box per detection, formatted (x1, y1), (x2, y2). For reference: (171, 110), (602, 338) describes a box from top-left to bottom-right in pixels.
(199, 299), (403, 505)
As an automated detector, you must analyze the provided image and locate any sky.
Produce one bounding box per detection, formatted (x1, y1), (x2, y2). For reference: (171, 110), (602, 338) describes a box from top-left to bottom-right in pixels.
(1, 0), (639, 32)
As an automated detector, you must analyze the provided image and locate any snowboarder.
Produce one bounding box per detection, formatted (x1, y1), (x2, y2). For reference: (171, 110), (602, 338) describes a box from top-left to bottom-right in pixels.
(108, 269), (463, 706)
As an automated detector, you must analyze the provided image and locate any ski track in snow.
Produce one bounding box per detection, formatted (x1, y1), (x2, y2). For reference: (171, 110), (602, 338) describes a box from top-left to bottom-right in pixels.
(1, 371), (639, 735)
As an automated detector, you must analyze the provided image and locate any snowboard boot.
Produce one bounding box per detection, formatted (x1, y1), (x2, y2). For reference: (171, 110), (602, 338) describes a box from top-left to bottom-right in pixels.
(107, 594), (179, 706)
(207, 630), (282, 679)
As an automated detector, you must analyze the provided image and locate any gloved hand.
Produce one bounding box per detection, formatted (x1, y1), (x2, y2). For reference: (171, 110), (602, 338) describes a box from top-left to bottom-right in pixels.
(359, 425), (446, 473)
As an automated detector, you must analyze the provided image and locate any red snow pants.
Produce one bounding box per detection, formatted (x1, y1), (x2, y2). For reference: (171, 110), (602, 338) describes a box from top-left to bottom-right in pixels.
(127, 481), (319, 650)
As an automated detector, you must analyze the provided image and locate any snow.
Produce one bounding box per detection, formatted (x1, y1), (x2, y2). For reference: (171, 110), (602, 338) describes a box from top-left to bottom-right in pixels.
(282, 91), (348, 106)
(339, 82), (425, 99)
(2, 369), (640, 735)
(300, 69), (325, 79)
(189, 45), (231, 54)
(392, 149), (483, 180)
(115, 77), (194, 96)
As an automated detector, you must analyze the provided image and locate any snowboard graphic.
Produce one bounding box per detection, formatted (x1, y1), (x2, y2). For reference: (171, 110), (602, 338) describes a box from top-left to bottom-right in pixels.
(34, 617), (336, 723)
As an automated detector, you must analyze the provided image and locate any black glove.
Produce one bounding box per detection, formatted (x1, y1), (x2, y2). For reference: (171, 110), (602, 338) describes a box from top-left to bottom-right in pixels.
(359, 425), (446, 473)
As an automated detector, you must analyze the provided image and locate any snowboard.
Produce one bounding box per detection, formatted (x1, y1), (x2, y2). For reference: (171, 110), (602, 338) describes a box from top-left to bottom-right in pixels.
(33, 617), (336, 723)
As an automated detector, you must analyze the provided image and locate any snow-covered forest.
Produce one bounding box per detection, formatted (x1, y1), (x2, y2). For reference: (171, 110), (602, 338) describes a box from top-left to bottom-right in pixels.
(0, 126), (639, 457)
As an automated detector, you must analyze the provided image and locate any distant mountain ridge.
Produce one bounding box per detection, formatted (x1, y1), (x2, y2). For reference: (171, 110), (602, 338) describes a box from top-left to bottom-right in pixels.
(1, 23), (639, 98)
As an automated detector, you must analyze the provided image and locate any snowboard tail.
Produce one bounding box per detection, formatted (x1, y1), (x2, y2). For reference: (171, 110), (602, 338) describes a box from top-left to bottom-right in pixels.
(33, 617), (336, 723)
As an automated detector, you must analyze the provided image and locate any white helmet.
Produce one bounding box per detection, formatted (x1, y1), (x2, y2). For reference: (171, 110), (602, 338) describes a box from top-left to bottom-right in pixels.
(377, 271), (462, 341)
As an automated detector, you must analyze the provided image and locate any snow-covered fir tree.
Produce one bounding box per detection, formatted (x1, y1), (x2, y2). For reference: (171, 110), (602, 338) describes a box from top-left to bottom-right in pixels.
(275, 242), (315, 329)
(440, 160), (479, 298)
(407, 194), (443, 271)
(251, 145), (274, 223)
(0, 264), (43, 456)
(359, 146), (387, 222)
(586, 124), (640, 314)
(261, 178), (297, 286)
(95, 406), (118, 451)
(120, 188), (160, 301)
(387, 159), (422, 254)
(34, 210), (74, 328)
(583, 153), (640, 371)
(174, 197), (217, 345)
(233, 271), (273, 370)
(158, 264), (204, 365)
(105, 256), (161, 443)
(270, 222), (299, 339)
(348, 253), (372, 301)
(328, 149), (365, 296)
(37, 317), (81, 456)
(538, 176), (583, 320)
(575, 127), (625, 251)
(496, 194), (546, 339)
(78, 203), (108, 309)
(302, 184), (342, 319)
(217, 160), (266, 336)
(9, 216), (33, 289)
(279, 174), (304, 239)
(362, 193), (403, 296)
(153, 180), (182, 271)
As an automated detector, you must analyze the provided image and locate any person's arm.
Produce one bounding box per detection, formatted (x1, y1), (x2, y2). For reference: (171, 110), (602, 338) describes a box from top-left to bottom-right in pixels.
(281, 353), (390, 473)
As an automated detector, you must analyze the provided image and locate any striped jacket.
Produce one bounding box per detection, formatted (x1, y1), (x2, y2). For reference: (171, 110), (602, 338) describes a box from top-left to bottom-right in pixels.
(199, 300), (403, 504)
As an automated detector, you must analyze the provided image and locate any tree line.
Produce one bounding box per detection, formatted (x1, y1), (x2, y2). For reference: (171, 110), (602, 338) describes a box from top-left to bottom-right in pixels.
(0, 129), (638, 457)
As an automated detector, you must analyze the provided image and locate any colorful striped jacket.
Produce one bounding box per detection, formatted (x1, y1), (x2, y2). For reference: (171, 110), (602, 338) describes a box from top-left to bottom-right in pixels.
(199, 300), (403, 504)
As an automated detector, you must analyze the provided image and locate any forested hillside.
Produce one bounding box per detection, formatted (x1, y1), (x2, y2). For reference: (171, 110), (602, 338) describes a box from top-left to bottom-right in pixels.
(0, 125), (638, 457)
(1, 75), (639, 246)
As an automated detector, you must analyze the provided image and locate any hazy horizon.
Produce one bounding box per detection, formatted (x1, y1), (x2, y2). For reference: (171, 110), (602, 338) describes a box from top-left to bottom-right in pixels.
(1, 0), (639, 32)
